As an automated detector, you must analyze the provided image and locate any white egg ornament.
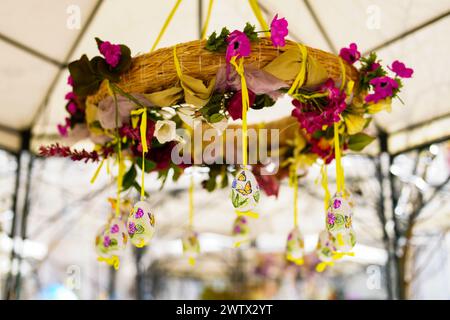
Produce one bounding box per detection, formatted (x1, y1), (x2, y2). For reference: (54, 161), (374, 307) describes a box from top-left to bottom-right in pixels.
(232, 215), (250, 247)
(95, 217), (127, 269)
(182, 229), (200, 266)
(127, 201), (155, 248)
(230, 168), (260, 213)
(325, 194), (356, 252)
(315, 230), (336, 272)
(285, 228), (305, 265)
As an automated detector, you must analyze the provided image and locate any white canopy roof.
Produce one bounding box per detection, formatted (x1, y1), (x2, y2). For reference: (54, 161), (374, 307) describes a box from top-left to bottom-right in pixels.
(1, 0), (450, 155)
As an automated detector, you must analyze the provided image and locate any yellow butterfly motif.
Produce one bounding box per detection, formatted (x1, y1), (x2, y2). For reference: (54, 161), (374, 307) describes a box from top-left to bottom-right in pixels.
(149, 213), (155, 227)
(237, 171), (246, 181)
(236, 181), (252, 196)
(344, 216), (352, 229)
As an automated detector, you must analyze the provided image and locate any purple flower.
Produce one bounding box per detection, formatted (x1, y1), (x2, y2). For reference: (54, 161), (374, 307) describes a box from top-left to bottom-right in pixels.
(128, 222), (136, 235)
(388, 60), (413, 78)
(233, 225), (241, 234)
(67, 75), (74, 86)
(226, 30), (251, 63)
(287, 232), (293, 241)
(333, 199), (342, 209)
(99, 41), (121, 68)
(270, 14), (288, 47)
(339, 43), (361, 65)
(327, 212), (336, 225)
(110, 224), (119, 234)
(365, 76), (399, 103)
(103, 235), (111, 247)
(135, 208), (144, 219)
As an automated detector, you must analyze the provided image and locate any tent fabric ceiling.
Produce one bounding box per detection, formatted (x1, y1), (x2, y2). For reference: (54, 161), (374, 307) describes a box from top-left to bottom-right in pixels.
(1, 0), (450, 153)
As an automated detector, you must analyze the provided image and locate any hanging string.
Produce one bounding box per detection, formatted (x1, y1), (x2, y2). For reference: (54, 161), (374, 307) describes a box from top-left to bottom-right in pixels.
(150, 0), (183, 52)
(248, 0), (270, 37)
(201, 0), (215, 40)
(229, 56), (249, 167)
(188, 174), (194, 228)
(90, 159), (105, 184)
(287, 44), (308, 96)
(320, 163), (331, 212)
(334, 122), (344, 193)
(291, 166), (298, 228)
(130, 108), (148, 200)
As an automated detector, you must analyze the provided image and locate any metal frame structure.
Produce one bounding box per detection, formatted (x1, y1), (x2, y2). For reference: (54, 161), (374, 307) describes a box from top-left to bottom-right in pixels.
(0, 0), (449, 300)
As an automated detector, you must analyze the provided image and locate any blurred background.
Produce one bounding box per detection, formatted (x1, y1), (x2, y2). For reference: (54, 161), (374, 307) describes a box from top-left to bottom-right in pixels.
(0, 0), (449, 300)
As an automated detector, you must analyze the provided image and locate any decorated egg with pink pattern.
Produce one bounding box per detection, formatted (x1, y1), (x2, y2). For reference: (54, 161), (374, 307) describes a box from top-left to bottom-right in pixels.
(127, 201), (155, 248)
(285, 228), (305, 265)
(182, 229), (200, 265)
(232, 215), (250, 247)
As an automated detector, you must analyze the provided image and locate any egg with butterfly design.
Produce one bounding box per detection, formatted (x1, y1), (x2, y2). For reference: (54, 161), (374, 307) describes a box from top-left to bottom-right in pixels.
(285, 227), (305, 265)
(127, 201), (156, 248)
(230, 168), (260, 213)
(182, 229), (200, 265)
(326, 193), (356, 252)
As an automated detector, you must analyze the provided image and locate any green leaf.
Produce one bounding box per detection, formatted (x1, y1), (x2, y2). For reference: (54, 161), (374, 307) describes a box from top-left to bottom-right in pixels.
(68, 55), (102, 97)
(209, 113), (224, 123)
(122, 164), (137, 192)
(135, 157), (156, 173)
(243, 23), (258, 42)
(348, 133), (376, 151)
(253, 190), (260, 202)
(205, 27), (230, 52)
(110, 238), (118, 247)
(252, 94), (275, 110)
(135, 224), (145, 234)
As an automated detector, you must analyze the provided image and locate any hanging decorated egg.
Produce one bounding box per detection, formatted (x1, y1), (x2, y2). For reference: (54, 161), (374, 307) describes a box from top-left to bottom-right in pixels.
(232, 215), (250, 247)
(315, 230), (336, 263)
(331, 229), (356, 253)
(230, 168), (260, 213)
(127, 201), (156, 248)
(182, 229), (200, 266)
(95, 217), (127, 269)
(285, 228), (305, 265)
(325, 194), (353, 236)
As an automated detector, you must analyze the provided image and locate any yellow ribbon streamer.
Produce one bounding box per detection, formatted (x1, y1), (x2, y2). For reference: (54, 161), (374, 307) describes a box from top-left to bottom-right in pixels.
(97, 255), (120, 270)
(287, 254), (304, 266)
(150, 0), (183, 52)
(334, 122), (344, 193)
(320, 163), (331, 212)
(201, 0), (215, 40)
(248, 0), (270, 36)
(130, 108), (148, 200)
(332, 251), (355, 260)
(90, 159), (105, 184)
(235, 210), (259, 219)
(287, 44), (308, 95)
(230, 56), (250, 167)
(189, 174), (194, 227)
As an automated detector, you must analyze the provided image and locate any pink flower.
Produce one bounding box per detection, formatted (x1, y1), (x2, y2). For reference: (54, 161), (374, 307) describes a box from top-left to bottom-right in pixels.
(110, 224), (119, 234)
(65, 91), (76, 101)
(369, 62), (381, 72)
(233, 225), (241, 234)
(103, 235), (111, 248)
(67, 102), (77, 115)
(135, 208), (144, 219)
(365, 76), (399, 103)
(57, 118), (71, 137)
(128, 222), (136, 235)
(99, 41), (121, 68)
(227, 89), (256, 120)
(333, 199), (341, 209)
(226, 30), (251, 63)
(67, 75), (73, 86)
(388, 60), (413, 78)
(339, 43), (361, 65)
(327, 212), (336, 225)
(270, 14), (288, 47)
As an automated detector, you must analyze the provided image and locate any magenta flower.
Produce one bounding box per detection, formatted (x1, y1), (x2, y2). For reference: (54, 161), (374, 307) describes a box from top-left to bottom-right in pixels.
(233, 225), (241, 234)
(128, 222), (136, 235)
(67, 102), (77, 115)
(369, 62), (381, 72)
(333, 199), (342, 209)
(110, 224), (119, 234)
(135, 208), (144, 219)
(287, 232), (293, 241)
(57, 117), (71, 137)
(270, 14), (288, 47)
(226, 30), (251, 63)
(99, 41), (121, 68)
(67, 75), (74, 86)
(339, 43), (361, 65)
(327, 212), (336, 225)
(65, 92), (76, 101)
(103, 235), (111, 248)
(388, 60), (413, 78)
(227, 89), (256, 120)
(365, 76), (399, 103)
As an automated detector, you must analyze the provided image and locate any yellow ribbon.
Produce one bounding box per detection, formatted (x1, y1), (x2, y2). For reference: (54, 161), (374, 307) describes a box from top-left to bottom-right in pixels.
(286, 254), (304, 266)
(230, 56), (249, 167)
(235, 210), (259, 219)
(201, 0), (215, 40)
(234, 239), (250, 248)
(90, 159), (105, 184)
(97, 255), (120, 270)
(189, 174), (194, 227)
(150, 0), (183, 52)
(130, 108), (148, 200)
(316, 261), (334, 273)
(188, 257), (196, 266)
(320, 163), (331, 212)
(334, 122), (344, 193)
(287, 44), (308, 96)
(332, 251), (355, 260)
(248, 0), (270, 36)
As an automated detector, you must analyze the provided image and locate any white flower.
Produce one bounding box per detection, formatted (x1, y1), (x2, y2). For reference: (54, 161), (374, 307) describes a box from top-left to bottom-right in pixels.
(155, 120), (182, 144)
